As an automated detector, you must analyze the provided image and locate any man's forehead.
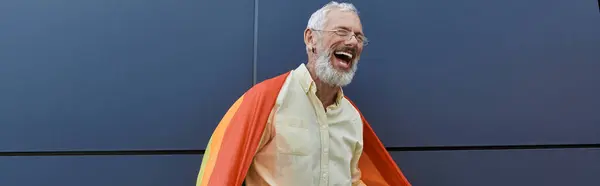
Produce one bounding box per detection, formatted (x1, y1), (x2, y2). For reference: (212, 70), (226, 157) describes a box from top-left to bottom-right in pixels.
(325, 9), (362, 32)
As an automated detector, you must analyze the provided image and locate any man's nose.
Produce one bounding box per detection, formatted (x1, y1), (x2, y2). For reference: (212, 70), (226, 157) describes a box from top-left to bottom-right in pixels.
(344, 35), (359, 46)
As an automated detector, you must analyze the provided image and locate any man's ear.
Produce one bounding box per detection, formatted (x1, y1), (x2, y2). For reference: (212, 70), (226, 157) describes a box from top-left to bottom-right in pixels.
(304, 28), (314, 50)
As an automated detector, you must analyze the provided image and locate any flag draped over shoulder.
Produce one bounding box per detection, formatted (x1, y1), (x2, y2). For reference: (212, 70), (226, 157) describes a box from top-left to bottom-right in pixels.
(196, 72), (411, 186)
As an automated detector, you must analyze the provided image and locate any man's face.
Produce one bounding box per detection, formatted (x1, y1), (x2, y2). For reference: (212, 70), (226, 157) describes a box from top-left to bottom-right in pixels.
(314, 9), (365, 87)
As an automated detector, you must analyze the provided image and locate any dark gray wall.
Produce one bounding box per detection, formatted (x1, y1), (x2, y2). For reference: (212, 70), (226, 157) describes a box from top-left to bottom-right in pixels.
(258, 0), (600, 147)
(1, 0), (598, 185)
(0, 155), (202, 186)
(0, 0), (254, 151)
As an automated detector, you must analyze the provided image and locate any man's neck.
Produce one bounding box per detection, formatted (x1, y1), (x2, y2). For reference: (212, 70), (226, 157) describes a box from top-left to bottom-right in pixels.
(306, 60), (340, 109)
(306, 66), (339, 108)
(314, 80), (339, 108)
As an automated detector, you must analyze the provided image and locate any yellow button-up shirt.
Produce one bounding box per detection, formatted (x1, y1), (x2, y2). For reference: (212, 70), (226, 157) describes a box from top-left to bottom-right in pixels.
(245, 63), (365, 186)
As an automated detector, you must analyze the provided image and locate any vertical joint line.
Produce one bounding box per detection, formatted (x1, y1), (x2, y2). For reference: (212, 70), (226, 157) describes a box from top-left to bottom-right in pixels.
(252, 0), (259, 85)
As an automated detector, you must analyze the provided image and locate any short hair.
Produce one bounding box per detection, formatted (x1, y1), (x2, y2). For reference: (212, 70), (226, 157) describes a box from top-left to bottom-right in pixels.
(307, 1), (358, 30)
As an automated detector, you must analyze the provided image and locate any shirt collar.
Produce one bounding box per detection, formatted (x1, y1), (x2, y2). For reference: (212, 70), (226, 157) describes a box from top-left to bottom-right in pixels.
(295, 63), (345, 106)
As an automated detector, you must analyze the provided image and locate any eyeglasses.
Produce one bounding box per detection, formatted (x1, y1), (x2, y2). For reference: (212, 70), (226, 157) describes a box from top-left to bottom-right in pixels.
(313, 29), (369, 46)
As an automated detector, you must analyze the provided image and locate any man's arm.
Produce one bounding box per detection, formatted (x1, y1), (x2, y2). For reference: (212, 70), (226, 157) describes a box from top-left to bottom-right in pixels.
(351, 140), (366, 186)
(256, 108), (276, 153)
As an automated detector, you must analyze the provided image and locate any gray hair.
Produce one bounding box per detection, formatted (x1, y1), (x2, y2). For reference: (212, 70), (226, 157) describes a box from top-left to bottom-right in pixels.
(307, 1), (358, 30)
(306, 1), (358, 52)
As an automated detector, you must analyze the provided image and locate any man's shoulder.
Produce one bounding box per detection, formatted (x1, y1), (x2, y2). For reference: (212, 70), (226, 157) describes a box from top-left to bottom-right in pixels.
(341, 95), (359, 110)
(341, 95), (365, 119)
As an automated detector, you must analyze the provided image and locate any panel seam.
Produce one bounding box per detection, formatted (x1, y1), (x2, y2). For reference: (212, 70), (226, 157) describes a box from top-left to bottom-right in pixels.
(252, 0), (259, 85)
(2, 144), (599, 156)
(386, 143), (600, 152)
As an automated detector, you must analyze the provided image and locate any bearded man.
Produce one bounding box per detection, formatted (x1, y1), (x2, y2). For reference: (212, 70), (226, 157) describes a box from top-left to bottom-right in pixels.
(196, 2), (411, 186)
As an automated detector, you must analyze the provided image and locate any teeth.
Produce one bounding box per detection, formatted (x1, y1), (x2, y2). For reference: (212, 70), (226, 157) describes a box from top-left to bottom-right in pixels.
(335, 51), (353, 59)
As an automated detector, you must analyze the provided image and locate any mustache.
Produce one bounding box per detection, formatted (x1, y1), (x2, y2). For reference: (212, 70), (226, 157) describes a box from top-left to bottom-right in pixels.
(334, 45), (357, 54)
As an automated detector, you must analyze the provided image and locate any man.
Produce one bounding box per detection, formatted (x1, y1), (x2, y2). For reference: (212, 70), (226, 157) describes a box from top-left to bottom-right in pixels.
(196, 2), (411, 186)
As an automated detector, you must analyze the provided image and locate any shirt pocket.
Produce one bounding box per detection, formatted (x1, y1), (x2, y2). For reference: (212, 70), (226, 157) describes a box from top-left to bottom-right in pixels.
(274, 116), (312, 156)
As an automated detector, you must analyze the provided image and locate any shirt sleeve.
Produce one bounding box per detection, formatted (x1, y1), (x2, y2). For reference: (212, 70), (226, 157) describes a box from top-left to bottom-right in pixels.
(256, 108), (276, 153)
(351, 140), (366, 186)
(351, 115), (366, 185)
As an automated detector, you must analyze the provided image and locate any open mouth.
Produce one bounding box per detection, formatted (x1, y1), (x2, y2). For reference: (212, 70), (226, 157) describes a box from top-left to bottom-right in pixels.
(333, 51), (354, 68)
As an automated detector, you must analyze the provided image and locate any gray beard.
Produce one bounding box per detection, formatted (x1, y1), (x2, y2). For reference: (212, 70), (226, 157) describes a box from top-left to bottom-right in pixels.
(314, 48), (358, 87)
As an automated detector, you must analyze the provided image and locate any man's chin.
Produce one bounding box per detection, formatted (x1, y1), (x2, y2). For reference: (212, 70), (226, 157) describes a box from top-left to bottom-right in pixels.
(319, 71), (355, 87)
(315, 56), (357, 87)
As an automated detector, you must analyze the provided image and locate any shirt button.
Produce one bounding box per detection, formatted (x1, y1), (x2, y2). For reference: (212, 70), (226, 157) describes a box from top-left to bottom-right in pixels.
(324, 148), (328, 153)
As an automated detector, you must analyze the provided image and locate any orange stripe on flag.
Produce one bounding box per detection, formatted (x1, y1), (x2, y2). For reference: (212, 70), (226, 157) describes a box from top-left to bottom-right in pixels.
(197, 95), (244, 186)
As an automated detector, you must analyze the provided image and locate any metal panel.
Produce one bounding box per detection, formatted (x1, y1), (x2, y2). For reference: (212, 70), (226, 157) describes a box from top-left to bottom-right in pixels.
(0, 155), (202, 186)
(257, 0), (600, 147)
(0, 0), (254, 151)
(391, 149), (600, 186)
